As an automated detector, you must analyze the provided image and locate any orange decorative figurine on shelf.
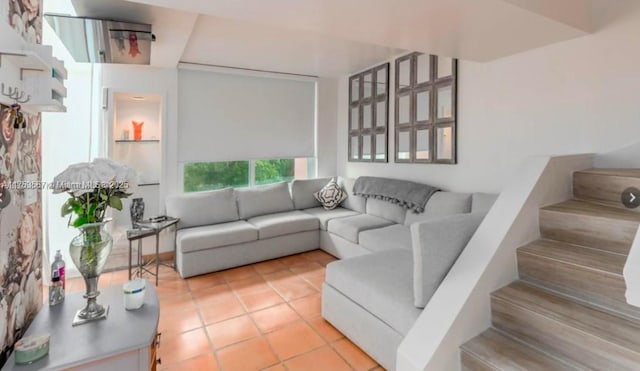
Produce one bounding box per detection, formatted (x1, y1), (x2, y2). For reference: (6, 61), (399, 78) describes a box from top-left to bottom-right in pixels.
(132, 121), (144, 141)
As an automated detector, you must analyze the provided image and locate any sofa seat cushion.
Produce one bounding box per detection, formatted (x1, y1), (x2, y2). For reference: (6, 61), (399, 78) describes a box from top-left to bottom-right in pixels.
(302, 207), (360, 230)
(359, 224), (412, 253)
(178, 221), (258, 253)
(248, 210), (319, 239)
(327, 214), (393, 244)
(325, 249), (421, 334)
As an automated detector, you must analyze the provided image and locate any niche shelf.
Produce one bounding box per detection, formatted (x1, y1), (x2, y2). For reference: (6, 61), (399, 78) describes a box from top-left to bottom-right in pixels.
(108, 91), (163, 244)
(115, 139), (160, 143)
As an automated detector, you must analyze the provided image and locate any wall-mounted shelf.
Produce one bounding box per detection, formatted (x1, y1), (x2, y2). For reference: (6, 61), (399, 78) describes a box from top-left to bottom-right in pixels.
(51, 57), (68, 80)
(24, 101), (67, 113)
(51, 77), (67, 97)
(115, 139), (160, 143)
(0, 50), (49, 79)
(138, 182), (160, 187)
(0, 21), (68, 113)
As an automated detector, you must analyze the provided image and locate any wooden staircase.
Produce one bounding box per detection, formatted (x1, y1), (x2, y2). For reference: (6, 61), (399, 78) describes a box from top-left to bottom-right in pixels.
(461, 169), (640, 370)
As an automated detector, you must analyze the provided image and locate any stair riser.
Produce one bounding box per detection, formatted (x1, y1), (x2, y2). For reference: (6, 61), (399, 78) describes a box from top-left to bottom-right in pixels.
(539, 210), (636, 254)
(574, 173), (640, 212)
(460, 350), (494, 371)
(492, 296), (640, 370)
(517, 251), (640, 322)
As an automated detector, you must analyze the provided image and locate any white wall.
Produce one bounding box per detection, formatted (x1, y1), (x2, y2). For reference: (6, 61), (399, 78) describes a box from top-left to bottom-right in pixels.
(100, 65), (179, 197)
(316, 78), (338, 177)
(335, 3), (640, 193)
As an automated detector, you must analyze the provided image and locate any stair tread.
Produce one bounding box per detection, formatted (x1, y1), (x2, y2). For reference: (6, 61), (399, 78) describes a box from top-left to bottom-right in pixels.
(576, 168), (640, 178)
(493, 281), (640, 353)
(542, 199), (640, 222)
(519, 239), (626, 275)
(462, 328), (574, 370)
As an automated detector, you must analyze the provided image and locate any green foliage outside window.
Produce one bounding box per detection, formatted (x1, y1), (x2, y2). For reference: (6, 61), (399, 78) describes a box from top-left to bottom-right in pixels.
(183, 159), (297, 192)
(184, 161), (249, 192)
(255, 159), (295, 185)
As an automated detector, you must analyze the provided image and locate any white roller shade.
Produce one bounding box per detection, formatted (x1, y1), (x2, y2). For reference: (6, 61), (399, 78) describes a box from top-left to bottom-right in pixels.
(178, 68), (316, 163)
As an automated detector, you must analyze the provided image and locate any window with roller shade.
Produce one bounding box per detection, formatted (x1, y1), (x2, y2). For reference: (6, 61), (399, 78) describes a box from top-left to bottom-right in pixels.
(178, 67), (316, 164)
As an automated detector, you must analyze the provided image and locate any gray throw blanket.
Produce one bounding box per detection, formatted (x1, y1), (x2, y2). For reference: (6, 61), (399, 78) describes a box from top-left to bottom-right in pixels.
(353, 176), (439, 213)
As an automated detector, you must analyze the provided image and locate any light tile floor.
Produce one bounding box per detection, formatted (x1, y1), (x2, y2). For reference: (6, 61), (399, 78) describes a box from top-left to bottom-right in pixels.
(64, 249), (384, 371)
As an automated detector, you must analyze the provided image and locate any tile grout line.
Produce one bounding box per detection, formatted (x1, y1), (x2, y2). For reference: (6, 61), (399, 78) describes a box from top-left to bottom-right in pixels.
(296, 254), (359, 371)
(219, 254), (336, 369)
(226, 272), (282, 371)
(284, 254), (359, 370)
(155, 269), (212, 370)
(189, 278), (222, 371)
(121, 251), (374, 370)
(255, 254), (357, 370)
(255, 257), (323, 367)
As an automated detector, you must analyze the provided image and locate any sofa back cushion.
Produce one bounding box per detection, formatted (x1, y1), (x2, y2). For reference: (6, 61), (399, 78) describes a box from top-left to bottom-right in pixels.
(404, 192), (472, 226)
(471, 192), (498, 213)
(411, 213), (485, 308)
(166, 188), (239, 229)
(338, 177), (366, 213)
(291, 177), (332, 209)
(236, 182), (294, 219)
(366, 198), (407, 224)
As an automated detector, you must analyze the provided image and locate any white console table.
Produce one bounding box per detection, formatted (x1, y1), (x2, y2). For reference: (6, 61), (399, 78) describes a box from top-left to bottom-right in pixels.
(2, 282), (160, 371)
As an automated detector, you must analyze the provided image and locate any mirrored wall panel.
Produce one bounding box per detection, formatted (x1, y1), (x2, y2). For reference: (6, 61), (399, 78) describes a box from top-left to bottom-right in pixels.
(397, 130), (411, 160)
(394, 52), (457, 164)
(349, 62), (389, 162)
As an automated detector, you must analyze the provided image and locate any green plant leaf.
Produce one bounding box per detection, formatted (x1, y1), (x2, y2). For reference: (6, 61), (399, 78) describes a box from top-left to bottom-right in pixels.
(72, 215), (88, 228)
(89, 204), (97, 214)
(69, 199), (84, 214)
(109, 196), (123, 210)
(61, 200), (73, 217)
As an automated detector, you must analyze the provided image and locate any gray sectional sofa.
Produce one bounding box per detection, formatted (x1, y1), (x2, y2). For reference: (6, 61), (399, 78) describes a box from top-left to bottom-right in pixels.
(166, 182), (320, 277)
(166, 177), (496, 370)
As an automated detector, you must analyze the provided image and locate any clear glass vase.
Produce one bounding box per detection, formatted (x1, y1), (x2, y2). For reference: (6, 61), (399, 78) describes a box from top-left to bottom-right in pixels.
(69, 220), (113, 326)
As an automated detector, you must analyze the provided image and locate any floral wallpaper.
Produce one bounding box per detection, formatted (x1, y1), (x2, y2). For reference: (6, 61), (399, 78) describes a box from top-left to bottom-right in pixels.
(3, 0), (42, 44)
(0, 0), (43, 367)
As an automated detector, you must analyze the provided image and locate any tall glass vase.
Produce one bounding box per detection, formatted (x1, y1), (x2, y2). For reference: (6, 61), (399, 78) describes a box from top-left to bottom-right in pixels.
(69, 220), (113, 326)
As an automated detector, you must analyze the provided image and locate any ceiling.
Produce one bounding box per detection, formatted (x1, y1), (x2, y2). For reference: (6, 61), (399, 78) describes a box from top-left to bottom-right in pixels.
(62, 0), (631, 77)
(180, 15), (405, 77)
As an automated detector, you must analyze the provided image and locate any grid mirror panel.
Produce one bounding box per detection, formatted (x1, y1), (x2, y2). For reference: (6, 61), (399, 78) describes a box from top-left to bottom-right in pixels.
(348, 63), (390, 162)
(394, 52), (457, 164)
